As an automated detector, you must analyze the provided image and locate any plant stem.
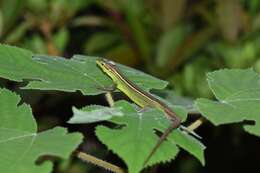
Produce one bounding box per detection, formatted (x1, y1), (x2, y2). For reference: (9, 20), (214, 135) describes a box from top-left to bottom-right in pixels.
(76, 151), (125, 173)
(187, 117), (204, 131)
(105, 91), (115, 107)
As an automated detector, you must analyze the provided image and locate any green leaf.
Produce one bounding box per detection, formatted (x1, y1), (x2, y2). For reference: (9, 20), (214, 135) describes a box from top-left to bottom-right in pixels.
(1, 0), (24, 34)
(196, 69), (260, 136)
(76, 101), (205, 173)
(4, 21), (32, 44)
(84, 32), (120, 54)
(0, 44), (167, 95)
(24, 35), (47, 54)
(0, 11), (3, 37)
(69, 105), (123, 124)
(53, 28), (69, 52)
(26, 0), (48, 13)
(156, 25), (190, 67)
(0, 88), (83, 173)
(152, 89), (195, 111)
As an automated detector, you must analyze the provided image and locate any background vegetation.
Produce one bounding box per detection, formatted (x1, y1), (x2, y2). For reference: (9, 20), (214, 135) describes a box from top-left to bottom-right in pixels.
(0, 0), (260, 173)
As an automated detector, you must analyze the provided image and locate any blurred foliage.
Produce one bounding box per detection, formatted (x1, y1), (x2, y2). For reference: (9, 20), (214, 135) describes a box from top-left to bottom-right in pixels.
(1, 0), (260, 98)
(1, 1), (260, 173)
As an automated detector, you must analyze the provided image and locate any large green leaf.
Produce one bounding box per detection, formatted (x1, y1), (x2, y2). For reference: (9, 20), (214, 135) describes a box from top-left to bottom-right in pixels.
(70, 101), (205, 173)
(196, 69), (260, 136)
(0, 89), (83, 173)
(0, 44), (167, 95)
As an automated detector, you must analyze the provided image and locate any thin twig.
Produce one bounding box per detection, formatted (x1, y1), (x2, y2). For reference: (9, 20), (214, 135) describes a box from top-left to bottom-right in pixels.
(76, 151), (125, 173)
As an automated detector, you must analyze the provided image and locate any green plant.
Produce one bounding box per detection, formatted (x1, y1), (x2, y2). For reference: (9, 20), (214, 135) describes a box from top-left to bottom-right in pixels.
(0, 44), (260, 173)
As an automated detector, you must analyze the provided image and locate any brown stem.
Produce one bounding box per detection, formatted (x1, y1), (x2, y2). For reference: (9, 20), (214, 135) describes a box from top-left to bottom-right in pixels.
(76, 151), (125, 173)
(40, 20), (60, 56)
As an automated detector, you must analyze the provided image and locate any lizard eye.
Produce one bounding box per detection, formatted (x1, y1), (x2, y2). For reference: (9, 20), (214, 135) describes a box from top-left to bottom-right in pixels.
(100, 62), (105, 66)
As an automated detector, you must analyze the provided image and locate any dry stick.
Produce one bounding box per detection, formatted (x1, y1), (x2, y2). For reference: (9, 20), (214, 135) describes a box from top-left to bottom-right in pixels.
(76, 151), (125, 173)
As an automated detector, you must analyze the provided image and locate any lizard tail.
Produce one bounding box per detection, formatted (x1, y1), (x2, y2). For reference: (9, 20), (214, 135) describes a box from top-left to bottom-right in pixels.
(143, 116), (181, 166)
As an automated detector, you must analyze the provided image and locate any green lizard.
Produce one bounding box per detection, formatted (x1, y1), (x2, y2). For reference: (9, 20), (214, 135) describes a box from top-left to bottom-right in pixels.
(96, 58), (198, 166)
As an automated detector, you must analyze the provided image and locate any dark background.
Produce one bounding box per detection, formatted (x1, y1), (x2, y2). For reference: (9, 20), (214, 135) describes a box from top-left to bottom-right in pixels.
(0, 0), (260, 173)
